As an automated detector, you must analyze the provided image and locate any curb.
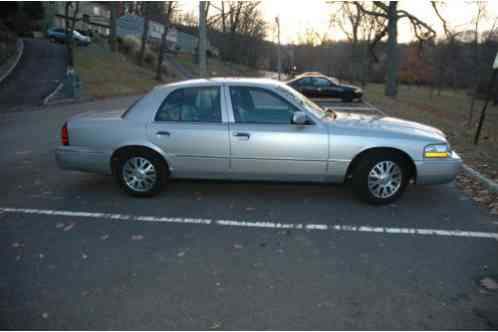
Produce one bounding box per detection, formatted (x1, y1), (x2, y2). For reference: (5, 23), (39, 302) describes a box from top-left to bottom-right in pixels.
(42, 82), (64, 105)
(0, 38), (24, 85)
(462, 164), (498, 193)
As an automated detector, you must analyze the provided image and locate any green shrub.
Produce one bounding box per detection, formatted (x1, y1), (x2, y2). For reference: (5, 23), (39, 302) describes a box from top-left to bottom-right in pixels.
(120, 36), (141, 56)
(144, 48), (156, 66)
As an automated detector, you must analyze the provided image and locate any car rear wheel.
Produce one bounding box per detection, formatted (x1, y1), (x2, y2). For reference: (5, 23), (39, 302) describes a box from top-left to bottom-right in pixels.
(352, 152), (409, 205)
(115, 151), (167, 197)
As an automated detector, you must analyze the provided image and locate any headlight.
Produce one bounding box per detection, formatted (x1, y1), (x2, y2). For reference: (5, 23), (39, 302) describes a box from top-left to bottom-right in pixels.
(424, 144), (450, 158)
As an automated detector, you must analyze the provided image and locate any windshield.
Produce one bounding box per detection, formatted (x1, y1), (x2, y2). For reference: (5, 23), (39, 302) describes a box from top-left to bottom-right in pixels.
(275, 84), (332, 119)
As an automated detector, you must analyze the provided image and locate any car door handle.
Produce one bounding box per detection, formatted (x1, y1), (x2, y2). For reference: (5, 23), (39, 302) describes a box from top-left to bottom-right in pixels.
(233, 132), (250, 140)
(156, 131), (170, 137)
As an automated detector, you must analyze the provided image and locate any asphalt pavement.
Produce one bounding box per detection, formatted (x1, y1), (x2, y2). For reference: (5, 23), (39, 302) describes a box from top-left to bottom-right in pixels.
(0, 38), (66, 113)
(0, 97), (497, 329)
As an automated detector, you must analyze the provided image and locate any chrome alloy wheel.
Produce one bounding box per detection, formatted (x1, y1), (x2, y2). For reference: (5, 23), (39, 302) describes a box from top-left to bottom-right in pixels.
(122, 157), (157, 192)
(367, 160), (402, 199)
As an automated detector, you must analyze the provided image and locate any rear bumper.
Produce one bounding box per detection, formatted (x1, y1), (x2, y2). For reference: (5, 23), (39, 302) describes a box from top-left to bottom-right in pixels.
(55, 146), (112, 175)
(415, 151), (462, 185)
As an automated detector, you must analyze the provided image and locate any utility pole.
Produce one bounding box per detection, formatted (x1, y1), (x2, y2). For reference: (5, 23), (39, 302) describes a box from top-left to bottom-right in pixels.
(275, 16), (281, 81)
(199, 1), (207, 77)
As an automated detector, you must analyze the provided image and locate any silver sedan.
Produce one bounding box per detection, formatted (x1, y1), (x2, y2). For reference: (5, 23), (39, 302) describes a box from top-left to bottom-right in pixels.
(55, 78), (462, 204)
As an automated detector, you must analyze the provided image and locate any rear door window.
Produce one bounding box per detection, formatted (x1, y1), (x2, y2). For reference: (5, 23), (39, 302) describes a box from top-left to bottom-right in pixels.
(155, 86), (222, 123)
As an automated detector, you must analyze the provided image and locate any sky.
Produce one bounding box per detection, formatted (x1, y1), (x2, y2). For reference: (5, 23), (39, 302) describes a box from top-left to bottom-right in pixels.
(179, 0), (498, 44)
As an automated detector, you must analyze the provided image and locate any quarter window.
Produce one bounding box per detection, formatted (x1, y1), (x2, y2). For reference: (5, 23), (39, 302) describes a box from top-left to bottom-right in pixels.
(155, 86), (221, 123)
(230, 86), (300, 124)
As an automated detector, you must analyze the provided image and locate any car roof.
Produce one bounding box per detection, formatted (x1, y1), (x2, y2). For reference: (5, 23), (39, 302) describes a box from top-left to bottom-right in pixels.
(154, 77), (286, 90)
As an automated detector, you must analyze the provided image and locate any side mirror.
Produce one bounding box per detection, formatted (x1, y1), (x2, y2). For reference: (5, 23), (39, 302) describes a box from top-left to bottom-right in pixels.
(292, 111), (308, 125)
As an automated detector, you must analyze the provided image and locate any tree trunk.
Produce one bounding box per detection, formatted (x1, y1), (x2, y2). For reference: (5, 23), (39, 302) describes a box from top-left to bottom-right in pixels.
(385, 1), (398, 97)
(467, 90), (477, 127)
(138, 5), (149, 66)
(156, 27), (168, 81)
(360, 41), (369, 88)
(109, 3), (117, 52)
(199, 2), (207, 77)
(64, 2), (78, 69)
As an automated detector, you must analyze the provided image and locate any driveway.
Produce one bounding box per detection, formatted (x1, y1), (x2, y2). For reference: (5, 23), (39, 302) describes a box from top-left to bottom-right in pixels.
(0, 97), (497, 329)
(0, 38), (66, 113)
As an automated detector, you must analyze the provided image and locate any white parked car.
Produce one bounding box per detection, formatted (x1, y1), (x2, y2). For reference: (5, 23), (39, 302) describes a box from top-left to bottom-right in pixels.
(56, 78), (462, 204)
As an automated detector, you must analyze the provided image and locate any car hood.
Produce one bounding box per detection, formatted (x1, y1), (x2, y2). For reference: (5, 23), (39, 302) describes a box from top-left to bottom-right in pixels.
(330, 112), (446, 141)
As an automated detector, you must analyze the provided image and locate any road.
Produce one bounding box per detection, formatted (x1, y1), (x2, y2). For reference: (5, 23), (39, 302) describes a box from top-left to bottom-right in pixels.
(0, 38), (66, 113)
(0, 97), (497, 329)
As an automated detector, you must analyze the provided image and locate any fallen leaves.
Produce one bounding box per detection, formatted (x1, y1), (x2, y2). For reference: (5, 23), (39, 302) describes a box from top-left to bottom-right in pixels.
(480, 277), (498, 291)
(233, 243), (243, 250)
(456, 172), (498, 219)
(100, 234), (109, 240)
(131, 234), (144, 241)
(209, 322), (222, 329)
(63, 222), (76, 232)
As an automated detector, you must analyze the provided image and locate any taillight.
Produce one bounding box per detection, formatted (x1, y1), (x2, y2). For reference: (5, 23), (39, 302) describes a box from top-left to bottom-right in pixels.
(61, 122), (69, 146)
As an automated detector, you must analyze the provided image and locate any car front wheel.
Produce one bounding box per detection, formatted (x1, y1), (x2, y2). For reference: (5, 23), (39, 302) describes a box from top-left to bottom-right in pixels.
(352, 152), (409, 205)
(115, 151), (166, 197)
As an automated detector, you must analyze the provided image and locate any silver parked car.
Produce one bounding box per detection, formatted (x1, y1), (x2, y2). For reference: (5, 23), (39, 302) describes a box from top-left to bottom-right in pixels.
(56, 78), (462, 204)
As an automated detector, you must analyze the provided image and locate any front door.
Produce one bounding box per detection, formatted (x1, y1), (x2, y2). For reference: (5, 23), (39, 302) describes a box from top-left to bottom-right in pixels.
(147, 85), (230, 178)
(226, 85), (329, 182)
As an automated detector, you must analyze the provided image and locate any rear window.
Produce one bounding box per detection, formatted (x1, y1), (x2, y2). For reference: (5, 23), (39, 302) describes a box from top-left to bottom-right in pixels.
(121, 96), (144, 118)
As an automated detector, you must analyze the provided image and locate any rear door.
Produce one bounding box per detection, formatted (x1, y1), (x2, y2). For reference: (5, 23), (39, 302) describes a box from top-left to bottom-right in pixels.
(312, 77), (335, 98)
(293, 77), (316, 97)
(225, 85), (329, 181)
(147, 85), (230, 178)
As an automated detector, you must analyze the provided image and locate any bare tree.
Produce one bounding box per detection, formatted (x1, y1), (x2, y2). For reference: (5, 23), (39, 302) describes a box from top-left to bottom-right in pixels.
(352, 1), (436, 97)
(156, 2), (176, 81)
(467, 2), (489, 127)
(64, 1), (79, 69)
(430, 2), (462, 97)
(138, 2), (150, 66)
(207, 1), (267, 63)
(329, 2), (386, 86)
(199, 1), (208, 77)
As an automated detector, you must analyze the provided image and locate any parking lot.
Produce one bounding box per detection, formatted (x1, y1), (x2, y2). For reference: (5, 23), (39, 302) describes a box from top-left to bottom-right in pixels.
(1, 97), (497, 329)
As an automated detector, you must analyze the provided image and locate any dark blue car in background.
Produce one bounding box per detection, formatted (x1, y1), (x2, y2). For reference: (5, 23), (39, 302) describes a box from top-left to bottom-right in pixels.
(47, 28), (91, 46)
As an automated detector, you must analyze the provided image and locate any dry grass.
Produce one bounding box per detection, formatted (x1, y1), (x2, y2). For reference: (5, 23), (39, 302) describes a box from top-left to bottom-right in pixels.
(74, 43), (162, 99)
(365, 84), (498, 182)
(175, 53), (261, 78)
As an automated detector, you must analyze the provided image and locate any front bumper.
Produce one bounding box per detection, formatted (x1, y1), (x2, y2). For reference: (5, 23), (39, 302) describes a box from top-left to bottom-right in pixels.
(415, 151), (462, 185)
(55, 146), (112, 175)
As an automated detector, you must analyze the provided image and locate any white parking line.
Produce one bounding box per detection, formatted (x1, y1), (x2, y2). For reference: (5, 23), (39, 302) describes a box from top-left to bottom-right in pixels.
(1, 206), (497, 241)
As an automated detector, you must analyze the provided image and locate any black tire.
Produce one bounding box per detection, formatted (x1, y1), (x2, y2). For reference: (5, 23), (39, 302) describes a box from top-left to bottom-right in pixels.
(352, 151), (410, 205)
(114, 150), (168, 197)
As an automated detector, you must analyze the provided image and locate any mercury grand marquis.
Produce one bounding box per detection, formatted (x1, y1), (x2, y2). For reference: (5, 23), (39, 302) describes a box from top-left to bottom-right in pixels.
(55, 78), (462, 205)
